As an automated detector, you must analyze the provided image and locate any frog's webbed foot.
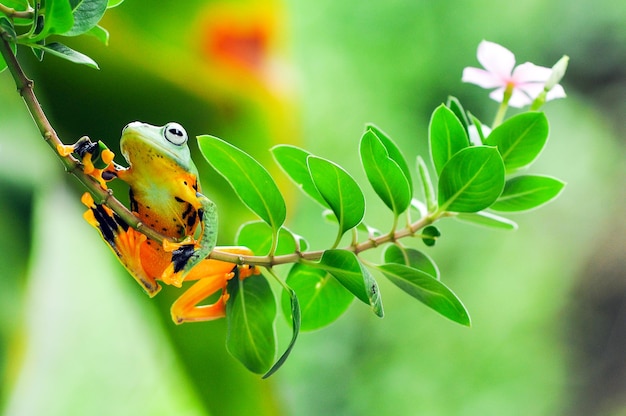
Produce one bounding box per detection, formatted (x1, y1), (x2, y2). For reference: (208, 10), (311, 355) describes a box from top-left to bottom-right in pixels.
(169, 247), (259, 324)
(58, 137), (118, 189)
(81, 193), (161, 296)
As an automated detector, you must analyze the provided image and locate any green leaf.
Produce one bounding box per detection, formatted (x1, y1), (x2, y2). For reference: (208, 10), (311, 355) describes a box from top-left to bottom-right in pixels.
(416, 155), (436, 212)
(446, 96), (469, 132)
(438, 146), (505, 213)
(263, 288), (300, 378)
(86, 24), (109, 45)
(317, 250), (383, 317)
(34, 42), (99, 68)
(282, 264), (353, 331)
(485, 112), (549, 172)
(360, 129), (411, 215)
(198, 135), (286, 231)
(467, 112), (488, 145)
(366, 124), (413, 191)
(66, 0), (108, 36)
(107, 0), (124, 8)
(0, 18), (17, 73)
(271, 145), (328, 208)
(455, 211), (518, 230)
(378, 263), (470, 326)
(226, 274), (276, 374)
(31, 0), (74, 40)
(429, 104), (469, 175)
(383, 244), (439, 279)
(236, 221), (307, 256)
(491, 175), (565, 212)
(421, 225), (440, 247)
(307, 156), (365, 239)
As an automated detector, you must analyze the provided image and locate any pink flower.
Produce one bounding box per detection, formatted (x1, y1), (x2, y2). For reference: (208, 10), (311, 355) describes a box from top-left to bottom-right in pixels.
(462, 41), (566, 108)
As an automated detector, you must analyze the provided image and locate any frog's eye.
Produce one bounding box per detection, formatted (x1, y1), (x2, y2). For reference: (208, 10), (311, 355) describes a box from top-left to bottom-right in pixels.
(164, 122), (188, 145)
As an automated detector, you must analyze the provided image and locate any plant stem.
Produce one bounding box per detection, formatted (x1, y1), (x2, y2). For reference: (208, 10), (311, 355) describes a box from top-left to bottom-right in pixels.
(492, 84), (513, 128)
(0, 3), (34, 20)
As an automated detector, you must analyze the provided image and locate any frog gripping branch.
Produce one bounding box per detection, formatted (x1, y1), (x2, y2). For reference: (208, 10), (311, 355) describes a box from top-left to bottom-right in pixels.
(66, 122), (260, 323)
(0, 2), (570, 376)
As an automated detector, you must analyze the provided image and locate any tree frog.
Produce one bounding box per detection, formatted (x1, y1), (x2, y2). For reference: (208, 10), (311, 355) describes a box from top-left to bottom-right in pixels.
(59, 122), (257, 324)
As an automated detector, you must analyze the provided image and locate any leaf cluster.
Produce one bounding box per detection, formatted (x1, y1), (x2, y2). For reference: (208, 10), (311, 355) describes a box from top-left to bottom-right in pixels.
(0, 0), (122, 71)
(197, 96), (564, 375)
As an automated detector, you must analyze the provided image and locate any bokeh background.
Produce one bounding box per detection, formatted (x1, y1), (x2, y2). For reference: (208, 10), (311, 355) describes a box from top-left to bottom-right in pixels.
(1, 0), (625, 415)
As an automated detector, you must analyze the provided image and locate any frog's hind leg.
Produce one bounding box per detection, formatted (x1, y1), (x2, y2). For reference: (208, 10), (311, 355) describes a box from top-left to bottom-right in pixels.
(81, 193), (161, 296)
(170, 248), (259, 324)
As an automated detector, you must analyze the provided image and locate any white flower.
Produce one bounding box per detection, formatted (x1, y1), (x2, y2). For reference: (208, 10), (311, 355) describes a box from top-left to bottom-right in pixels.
(462, 40), (566, 108)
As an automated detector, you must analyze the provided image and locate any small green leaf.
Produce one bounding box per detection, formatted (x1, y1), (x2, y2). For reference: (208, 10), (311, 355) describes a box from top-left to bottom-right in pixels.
(446, 96), (469, 132)
(107, 0), (124, 8)
(307, 156), (365, 239)
(86, 24), (109, 44)
(378, 263), (470, 326)
(34, 42), (99, 68)
(271, 145), (328, 208)
(438, 146), (505, 213)
(31, 0), (74, 40)
(467, 112), (489, 145)
(282, 264), (353, 331)
(199, 135), (286, 231)
(317, 250), (383, 317)
(226, 274), (276, 374)
(421, 225), (440, 247)
(455, 211), (518, 230)
(263, 288), (299, 378)
(383, 244), (439, 279)
(416, 156), (436, 212)
(485, 112), (549, 172)
(360, 129), (411, 215)
(429, 104), (470, 175)
(491, 175), (565, 212)
(366, 124), (413, 191)
(236, 221), (307, 256)
(0, 18), (17, 73)
(66, 0), (107, 36)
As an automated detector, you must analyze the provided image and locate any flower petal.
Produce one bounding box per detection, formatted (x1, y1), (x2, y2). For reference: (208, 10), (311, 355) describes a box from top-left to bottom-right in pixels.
(476, 40), (515, 80)
(517, 82), (545, 100)
(462, 67), (502, 88)
(546, 84), (566, 100)
(488, 87), (506, 103)
(490, 86), (532, 107)
(512, 62), (552, 83)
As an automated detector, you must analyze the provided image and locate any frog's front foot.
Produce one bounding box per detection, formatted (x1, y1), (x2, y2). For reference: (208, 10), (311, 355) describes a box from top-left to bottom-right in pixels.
(58, 137), (116, 188)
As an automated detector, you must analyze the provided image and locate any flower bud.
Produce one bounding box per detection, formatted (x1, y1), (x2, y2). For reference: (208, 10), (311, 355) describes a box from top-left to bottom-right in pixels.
(545, 55), (569, 92)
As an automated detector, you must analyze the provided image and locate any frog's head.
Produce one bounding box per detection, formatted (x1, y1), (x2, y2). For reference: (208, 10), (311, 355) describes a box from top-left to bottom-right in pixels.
(120, 122), (194, 171)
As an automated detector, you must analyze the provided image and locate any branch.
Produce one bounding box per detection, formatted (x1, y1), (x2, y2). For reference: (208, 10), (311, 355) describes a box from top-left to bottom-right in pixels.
(0, 30), (167, 245)
(0, 3), (34, 20)
(1, 29), (437, 270)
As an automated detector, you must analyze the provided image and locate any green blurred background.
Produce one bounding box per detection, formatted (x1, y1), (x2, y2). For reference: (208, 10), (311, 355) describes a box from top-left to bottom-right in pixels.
(1, 0), (625, 415)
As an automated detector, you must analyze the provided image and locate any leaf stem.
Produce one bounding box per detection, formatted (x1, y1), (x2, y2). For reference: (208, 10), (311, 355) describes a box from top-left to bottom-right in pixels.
(492, 84), (513, 128)
(0, 3), (34, 20)
(209, 213), (435, 267)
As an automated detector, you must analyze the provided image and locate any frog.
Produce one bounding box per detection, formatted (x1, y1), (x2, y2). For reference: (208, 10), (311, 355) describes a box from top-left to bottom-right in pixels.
(58, 122), (258, 324)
